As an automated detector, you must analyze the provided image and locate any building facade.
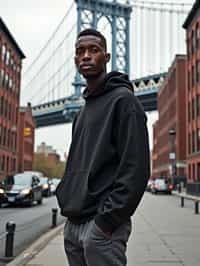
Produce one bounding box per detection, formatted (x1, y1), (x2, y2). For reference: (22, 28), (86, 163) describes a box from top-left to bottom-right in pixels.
(0, 18), (25, 180)
(152, 55), (187, 182)
(36, 142), (60, 164)
(183, 0), (200, 195)
(17, 103), (35, 172)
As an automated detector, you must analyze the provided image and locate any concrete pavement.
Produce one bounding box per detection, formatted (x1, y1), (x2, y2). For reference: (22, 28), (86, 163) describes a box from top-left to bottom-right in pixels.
(8, 192), (200, 266)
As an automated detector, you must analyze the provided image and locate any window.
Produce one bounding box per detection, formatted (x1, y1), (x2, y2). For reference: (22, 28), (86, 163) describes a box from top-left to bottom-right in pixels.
(188, 70), (191, 91)
(198, 163), (200, 181)
(188, 164), (191, 180)
(0, 96), (3, 115)
(188, 133), (191, 154)
(1, 45), (6, 62)
(6, 156), (9, 172)
(196, 23), (200, 49)
(187, 39), (190, 57)
(196, 23), (199, 49)
(193, 163), (196, 181)
(9, 78), (12, 90)
(192, 98), (195, 120)
(197, 95), (200, 117)
(197, 128), (200, 151)
(196, 60), (200, 83)
(192, 130), (195, 152)
(0, 69), (5, 87)
(5, 74), (9, 90)
(2, 155), (5, 171)
(188, 102), (191, 122)
(6, 50), (10, 65)
(192, 30), (196, 53)
(12, 158), (16, 171)
(0, 125), (2, 145)
(192, 65), (195, 87)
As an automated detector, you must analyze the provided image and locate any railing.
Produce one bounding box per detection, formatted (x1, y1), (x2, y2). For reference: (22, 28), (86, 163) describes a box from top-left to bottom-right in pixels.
(173, 191), (200, 215)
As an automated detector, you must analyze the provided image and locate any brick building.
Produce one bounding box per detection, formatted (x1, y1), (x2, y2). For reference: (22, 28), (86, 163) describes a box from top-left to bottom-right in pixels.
(17, 103), (35, 172)
(183, 0), (200, 195)
(36, 142), (60, 165)
(0, 18), (25, 180)
(152, 55), (187, 182)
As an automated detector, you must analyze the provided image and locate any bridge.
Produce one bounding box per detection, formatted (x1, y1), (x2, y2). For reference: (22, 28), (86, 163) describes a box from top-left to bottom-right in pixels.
(20, 0), (192, 127)
(32, 72), (166, 127)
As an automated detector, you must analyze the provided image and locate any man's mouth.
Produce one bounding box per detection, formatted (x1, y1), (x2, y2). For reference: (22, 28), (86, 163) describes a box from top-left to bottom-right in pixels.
(80, 64), (94, 70)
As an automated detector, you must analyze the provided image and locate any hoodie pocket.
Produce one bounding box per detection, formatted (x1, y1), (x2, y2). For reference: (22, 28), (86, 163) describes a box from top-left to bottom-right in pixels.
(56, 170), (89, 216)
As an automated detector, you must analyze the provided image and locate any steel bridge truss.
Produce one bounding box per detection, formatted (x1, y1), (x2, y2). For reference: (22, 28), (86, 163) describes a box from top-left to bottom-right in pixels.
(73, 0), (132, 96)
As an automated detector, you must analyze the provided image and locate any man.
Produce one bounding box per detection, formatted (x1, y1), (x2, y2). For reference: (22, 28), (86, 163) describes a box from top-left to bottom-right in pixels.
(56, 28), (150, 266)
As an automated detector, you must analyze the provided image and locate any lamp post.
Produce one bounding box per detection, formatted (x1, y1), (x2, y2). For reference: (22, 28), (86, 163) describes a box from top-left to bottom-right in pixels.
(169, 128), (176, 186)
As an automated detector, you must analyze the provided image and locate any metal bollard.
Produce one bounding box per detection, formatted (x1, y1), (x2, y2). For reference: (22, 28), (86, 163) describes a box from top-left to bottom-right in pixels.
(52, 208), (58, 228)
(195, 201), (199, 214)
(181, 197), (184, 207)
(5, 221), (16, 257)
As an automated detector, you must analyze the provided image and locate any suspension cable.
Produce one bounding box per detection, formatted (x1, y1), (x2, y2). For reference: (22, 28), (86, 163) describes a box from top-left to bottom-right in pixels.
(29, 51), (74, 102)
(131, 3), (190, 14)
(23, 22), (76, 91)
(131, 0), (192, 7)
(130, 0), (192, 14)
(23, 1), (75, 76)
(38, 64), (75, 104)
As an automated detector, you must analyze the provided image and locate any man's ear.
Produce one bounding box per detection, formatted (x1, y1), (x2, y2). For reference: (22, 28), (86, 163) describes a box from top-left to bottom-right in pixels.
(105, 53), (111, 63)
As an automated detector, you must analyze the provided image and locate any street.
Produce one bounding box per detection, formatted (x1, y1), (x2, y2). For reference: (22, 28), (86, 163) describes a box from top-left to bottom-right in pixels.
(0, 196), (65, 263)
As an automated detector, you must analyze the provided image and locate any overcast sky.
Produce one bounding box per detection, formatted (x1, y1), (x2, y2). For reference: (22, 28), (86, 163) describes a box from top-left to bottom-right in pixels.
(0, 0), (191, 159)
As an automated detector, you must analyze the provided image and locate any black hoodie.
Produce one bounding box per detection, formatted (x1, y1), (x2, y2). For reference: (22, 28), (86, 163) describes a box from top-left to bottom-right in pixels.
(56, 71), (150, 233)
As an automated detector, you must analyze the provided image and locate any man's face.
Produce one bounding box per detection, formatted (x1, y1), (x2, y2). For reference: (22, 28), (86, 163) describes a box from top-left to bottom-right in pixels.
(74, 35), (110, 79)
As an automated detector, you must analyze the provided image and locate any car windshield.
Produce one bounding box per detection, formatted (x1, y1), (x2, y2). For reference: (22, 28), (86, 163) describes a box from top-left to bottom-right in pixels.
(155, 179), (166, 185)
(40, 177), (48, 184)
(9, 174), (32, 186)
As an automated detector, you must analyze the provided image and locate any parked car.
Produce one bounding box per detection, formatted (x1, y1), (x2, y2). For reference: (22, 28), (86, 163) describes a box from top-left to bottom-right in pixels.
(146, 179), (154, 192)
(39, 177), (52, 197)
(4, 173), (43, 206)
(0, 180), (7, 207)
(24, 171), (44, 179)
(151, 178), (173, 194)
(51, 178), (61, 194)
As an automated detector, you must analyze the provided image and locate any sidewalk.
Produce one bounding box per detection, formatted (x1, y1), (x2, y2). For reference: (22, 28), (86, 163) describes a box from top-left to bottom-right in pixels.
(25, 230), (67, 266)
(8, 192), (200, 266)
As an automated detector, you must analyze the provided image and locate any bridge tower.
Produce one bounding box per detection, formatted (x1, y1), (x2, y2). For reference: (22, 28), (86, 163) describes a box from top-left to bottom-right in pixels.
(73, 0), (132, 96)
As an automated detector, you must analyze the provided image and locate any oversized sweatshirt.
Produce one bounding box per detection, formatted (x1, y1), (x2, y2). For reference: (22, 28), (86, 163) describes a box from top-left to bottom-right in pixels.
(56, 71), (150, 234)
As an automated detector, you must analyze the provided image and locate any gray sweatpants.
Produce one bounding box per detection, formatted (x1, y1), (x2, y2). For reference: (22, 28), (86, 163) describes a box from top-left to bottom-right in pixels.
(64, 218), (132, 266)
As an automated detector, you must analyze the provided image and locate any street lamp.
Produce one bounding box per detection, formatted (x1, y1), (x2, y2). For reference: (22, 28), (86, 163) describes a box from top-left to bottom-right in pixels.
(169, 128), (176, 187)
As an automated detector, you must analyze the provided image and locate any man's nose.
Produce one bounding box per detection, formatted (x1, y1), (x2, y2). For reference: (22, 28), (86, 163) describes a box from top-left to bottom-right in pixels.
(83, 50), (91, 60)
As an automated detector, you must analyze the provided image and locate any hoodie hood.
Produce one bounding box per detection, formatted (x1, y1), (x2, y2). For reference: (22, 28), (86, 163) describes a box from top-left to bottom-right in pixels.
(83, 71), (134, 100)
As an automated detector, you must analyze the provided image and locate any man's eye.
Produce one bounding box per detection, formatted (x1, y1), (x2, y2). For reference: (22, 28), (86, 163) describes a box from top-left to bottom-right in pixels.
(76, 48), (84, 55)
(91, 47), (98, 53)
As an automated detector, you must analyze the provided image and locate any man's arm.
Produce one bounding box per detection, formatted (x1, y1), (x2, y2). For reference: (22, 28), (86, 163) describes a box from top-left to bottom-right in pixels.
(95, 95), (150, 234)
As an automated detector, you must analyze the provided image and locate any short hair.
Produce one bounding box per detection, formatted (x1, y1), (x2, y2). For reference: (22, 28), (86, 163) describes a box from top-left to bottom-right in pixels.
(77, 28), (107, 51)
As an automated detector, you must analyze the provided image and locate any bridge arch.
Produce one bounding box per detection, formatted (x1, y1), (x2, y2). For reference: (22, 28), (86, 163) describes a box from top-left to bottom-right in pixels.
(73, 0), (132, 96)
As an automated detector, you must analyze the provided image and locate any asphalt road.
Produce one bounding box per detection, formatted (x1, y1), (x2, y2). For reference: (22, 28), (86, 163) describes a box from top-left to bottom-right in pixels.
(0, 196), (65, 263)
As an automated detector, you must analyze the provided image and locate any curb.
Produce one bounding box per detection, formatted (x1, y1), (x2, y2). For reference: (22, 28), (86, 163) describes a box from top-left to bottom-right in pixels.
(6, 223), (65, 266)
